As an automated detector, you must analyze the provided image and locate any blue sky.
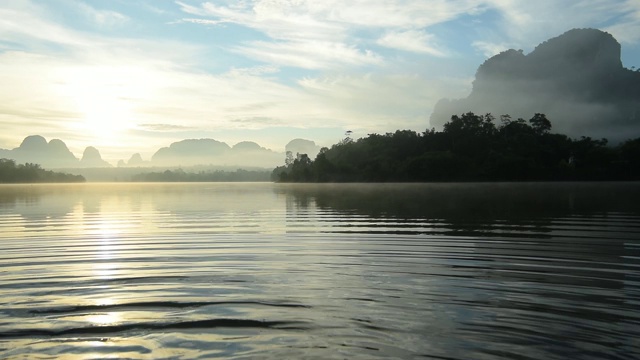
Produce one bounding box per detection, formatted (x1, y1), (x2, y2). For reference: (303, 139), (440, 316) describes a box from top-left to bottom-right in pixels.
(1, 0), (639, 161)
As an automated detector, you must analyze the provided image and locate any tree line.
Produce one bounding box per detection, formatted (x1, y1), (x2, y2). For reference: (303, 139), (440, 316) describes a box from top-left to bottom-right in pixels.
(131, 168), (271, 182)
(0, 158), (85, 183)
(272, 113), (640, 182)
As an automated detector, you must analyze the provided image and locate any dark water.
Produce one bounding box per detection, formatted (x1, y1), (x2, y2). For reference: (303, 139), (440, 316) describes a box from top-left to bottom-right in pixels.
(1, 182), (639, 359)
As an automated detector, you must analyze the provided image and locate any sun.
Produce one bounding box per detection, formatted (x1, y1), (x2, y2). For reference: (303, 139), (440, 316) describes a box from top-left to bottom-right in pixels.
(56, 65), (153, 145)
(77, 89), (132, 140)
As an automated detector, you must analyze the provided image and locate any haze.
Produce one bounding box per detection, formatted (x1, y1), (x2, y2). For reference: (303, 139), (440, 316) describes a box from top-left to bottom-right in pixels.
(1, 1), (640, 163)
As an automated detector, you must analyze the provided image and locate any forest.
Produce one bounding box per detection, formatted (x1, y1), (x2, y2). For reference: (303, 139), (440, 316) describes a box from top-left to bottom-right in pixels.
(130, 168), (271, 182)
(0, 158), (85, 183)
(272, 113), (640, 182)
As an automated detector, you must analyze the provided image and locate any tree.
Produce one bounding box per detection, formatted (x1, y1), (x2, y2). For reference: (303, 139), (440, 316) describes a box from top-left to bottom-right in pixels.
(529, 113), (552, 134)
(0, 158), (85, 183)
(271, 112), (637, 183)
(284, 151), (294, 167)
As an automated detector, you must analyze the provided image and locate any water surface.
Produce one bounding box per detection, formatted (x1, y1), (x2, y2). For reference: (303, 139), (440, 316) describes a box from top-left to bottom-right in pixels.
(1, 182), (639, 359)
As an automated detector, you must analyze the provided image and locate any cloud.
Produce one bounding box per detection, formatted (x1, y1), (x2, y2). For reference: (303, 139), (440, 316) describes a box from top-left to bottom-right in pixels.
(0, 5), (94, 47)
(298, 73), (472, 132)
(472, 40), (512, 57)
(377, 30), (447, 56)
(477, 0), (640, 51)
(176, 0), (485, 67)
(235, 40), (383, 69)
(139, 123), (194, 131)
(230, 116), (285, 127)
(604, 1), (640, 44)
(226, 65), (280, 77)
(76, 2), (129, 27)
(176, 18), (228, 26)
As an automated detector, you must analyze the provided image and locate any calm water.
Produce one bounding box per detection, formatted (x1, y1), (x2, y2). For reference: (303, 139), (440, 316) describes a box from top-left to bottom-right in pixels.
(1, 182), (639, 359)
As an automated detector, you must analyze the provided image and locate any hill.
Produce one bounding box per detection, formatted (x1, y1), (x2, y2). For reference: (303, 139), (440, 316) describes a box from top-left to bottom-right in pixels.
(430, 29), (640, 142)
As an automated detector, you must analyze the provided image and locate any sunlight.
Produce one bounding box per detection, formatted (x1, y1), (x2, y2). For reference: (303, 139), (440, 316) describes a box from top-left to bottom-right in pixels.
(55, 65), (156, 145)
(85, 312), (122, 326)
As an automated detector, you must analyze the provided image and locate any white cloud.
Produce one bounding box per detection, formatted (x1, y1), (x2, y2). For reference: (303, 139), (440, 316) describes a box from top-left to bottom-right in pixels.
(177, 18), (228, 26)
(176, 0), (486, 67)
(472, 40), (512, 57)
(235, 40), (383, 69)
(377, 30), (447, 56)
(76, 3), (129, 27)
(0, 6), (93, 47)
(479, 0), (640, 50)
(604, 0), (640, 44)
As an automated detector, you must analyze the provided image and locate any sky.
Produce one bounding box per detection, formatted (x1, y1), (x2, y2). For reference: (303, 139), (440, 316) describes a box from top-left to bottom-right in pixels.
(1, 0), (639, 162)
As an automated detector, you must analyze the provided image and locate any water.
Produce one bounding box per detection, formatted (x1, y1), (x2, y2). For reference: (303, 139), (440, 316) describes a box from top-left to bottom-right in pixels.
(0, 182), (639, 359)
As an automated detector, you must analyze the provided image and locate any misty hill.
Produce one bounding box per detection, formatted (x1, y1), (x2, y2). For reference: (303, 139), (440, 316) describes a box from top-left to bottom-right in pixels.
(9, 135), (79, 168)
(0, 135), (115, 169)
(150, 138), (283, 167)
(0, 135), (320, 171)
(286, 139), (321, 159)
(430, 28), (640, 142)
(80, 147), (112, 168)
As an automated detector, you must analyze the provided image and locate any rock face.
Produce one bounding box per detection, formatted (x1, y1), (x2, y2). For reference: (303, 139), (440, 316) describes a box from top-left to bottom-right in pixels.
(80, 146), (111, 168)
(430, 28), (640, 142)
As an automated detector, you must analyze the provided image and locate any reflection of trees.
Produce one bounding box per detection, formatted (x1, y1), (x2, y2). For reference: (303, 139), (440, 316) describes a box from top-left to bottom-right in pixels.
(0, 185), (80, 223)
(275, 182), (640, 235)
(276, 183), (640, 357)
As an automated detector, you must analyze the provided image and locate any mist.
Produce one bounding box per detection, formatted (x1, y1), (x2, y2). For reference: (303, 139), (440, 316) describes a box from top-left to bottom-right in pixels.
(430, 29), (640, 143)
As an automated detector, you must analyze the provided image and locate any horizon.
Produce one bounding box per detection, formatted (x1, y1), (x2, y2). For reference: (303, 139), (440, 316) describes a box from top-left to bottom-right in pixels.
(1, 1), (640, 163)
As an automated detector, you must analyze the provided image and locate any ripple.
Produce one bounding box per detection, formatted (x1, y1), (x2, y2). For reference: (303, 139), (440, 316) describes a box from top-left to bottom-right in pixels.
(0, 183), (639, 359)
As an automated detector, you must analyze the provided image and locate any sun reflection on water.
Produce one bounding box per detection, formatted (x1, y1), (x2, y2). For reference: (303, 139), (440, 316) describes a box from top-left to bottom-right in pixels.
(85, 312), (122, 326)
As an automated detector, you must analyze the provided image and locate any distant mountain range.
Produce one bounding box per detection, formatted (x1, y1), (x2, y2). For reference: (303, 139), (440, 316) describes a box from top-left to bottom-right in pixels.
(0, 135), (110, 169)
(0, 135), (321, 169)
(430, 28), (640, 142)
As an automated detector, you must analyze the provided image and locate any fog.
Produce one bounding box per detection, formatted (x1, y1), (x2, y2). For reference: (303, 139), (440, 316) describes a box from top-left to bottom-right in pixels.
(430, 29), (640, 143)
(0, 135), (324, 181)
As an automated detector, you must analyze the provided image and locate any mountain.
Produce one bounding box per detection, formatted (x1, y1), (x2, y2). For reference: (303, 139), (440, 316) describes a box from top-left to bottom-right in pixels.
(151, 139), (231, 166)
(127, 153), (146, 166)
(80, 147), (112, 168)
(149, 139), (286, 168)
(116, 153), (149, 167)
(286, 139), (320, 158)
(0, 148), (10, 159)
(9, 135), (79, 168)
(144, 137), (334, 168)
(0, 135), (321, 170)
(430, 28), (640, 142)
(0, 136), (118, 169)
(229, 141), (282, 167)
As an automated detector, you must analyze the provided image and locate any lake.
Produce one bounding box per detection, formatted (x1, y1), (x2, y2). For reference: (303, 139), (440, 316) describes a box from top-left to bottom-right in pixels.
(1, 182), (639, 359)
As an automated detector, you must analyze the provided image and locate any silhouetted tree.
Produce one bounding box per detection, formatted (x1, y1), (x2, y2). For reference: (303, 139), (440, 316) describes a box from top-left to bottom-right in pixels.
(529, 113), (552, 134)
(271, 113), (638, 182)
(0, 158), (85, 183)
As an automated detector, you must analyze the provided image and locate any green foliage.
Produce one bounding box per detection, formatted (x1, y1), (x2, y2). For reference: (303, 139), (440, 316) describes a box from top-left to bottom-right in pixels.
(0, 158), (85, 183)
(272, 113), (640, 182)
